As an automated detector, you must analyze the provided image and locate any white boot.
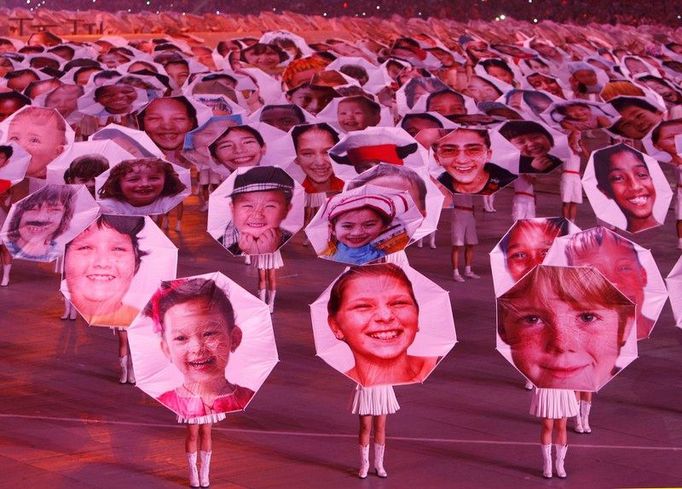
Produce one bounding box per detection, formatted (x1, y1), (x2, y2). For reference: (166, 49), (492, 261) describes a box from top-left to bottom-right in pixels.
(60, 299), (72, 320)
(428, 233), (436, 249)
(574, 412), (584, 433)
(267, 290), (276, 314)
(541, 444), (552, 478)
(118, 356), (128, 384)
(258, 289), (267, 302)
(416, 238), (423, 248)
(374, 443), (387, 478)
(1, 264), (11, 286)
(126, 354), (136, 384)
(358, 444), (369, 479)
(199, 450), (211, 488)
(554, 444), (567, 478)
(69, 300), (78, 320)
(581, 401), (592, 433)
(187, 452), (200, 488)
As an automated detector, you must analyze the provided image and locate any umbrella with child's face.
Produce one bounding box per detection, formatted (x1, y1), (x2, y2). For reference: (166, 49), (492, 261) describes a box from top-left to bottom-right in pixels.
(127, 272), (278, 418)
(310, 262), (456, 388)
(583, 143), (672, 234)
(95, 157), (192, 216)
(0, 106), (75, 179)
(306, 184), (424, 266)
(0, 184), (98, 262)
(428, 126), (519, 196)
(489, 217), (581, 297)
(497, 265), (638, 392)
(544, 226), (668, 341)
(61, 215), (177, 328)
(207, 165), (304, 256)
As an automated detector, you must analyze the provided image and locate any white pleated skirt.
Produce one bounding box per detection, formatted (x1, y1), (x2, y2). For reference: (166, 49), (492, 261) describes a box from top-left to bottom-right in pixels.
(178, 412), (227, 425)
(252, 250), (284, 270)
(529, 388), (579, 419)
(351, 385), (400, 416)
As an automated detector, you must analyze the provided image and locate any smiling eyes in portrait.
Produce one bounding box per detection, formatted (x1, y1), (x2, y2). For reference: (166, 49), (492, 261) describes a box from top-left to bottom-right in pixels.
(345, 295), (415, 313)
(608, 168), (651, 185)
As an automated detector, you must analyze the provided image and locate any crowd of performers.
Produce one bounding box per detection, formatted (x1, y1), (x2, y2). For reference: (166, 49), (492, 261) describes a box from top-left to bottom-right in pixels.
(1, 14), (682, 487)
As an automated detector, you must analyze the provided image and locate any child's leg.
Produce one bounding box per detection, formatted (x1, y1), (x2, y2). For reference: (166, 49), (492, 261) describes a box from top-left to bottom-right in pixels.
(463, 245), (480, 278)
(359, 415), (372, 446)
(258, 269), (267, 292)
(267, 268), (277, 290)
(118, 330), (129, 358)
(373, 415), (388, 477)
(540, 418), (553, 445)
(358, 415), (372, 478)
(186, 424), (200, 453)
(372, 415), (387, 445)
(267, 267), (277, 313)
(186, 425), (200, 488)
(0, 245), (11, 286)
(540, 418), (554, 478)
(555, 417), (568, 445)
(199, 424), (213, 488)
(175, 202), (184, 231)
(198, 424), (212, 452)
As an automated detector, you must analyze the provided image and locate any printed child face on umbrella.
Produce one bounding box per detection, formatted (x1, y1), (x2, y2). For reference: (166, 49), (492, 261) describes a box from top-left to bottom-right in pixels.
(327, 264), (438, 387)
(260, 104), (305, 133)
(95, 84), (139, 115)
(499, 121), (561, 174)
(609, 97), (663, 140)
(497, 266), (635, 391)
(565, 228), (652, 340)
(323, 193), (408, 265)
(594, 145), (658, 233)
(65, 215), (146, 326)
(63, 155), (109, 195)
(7, 107), (67, 179)
(209, 126), (266, 172)
(99, 158), (187, 209)
(501, 218), (567, 283)
(150, 278), (254, 414)
(222, 167), (295, 256)
(139, 97), (198, 153)
(336, 96), (381, 133)
(7, 185), (74, 260)
(425, 90), (467, 121)
(292, 123), (340, 192)
(652, 120), (682, 163)
(434, 128), (515, 195)
(45, 85), (83, 119)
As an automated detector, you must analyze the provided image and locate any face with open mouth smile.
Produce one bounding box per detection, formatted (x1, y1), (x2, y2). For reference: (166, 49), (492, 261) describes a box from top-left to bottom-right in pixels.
(599, 149), (658, 233)
(119, 164), (166, 207)
(142, 98), (195, 152)
(230, 190), (291, 239)
(18, 200), (65, 247)
(294, 129), (336, 186)
(332, 208), (386, 249)
(213, 127), (266, 171)
(65, 222), (136, 317)
(161, 297), (241, 386)
(435, 129), (493, 193)
(328, 274), (420, 364)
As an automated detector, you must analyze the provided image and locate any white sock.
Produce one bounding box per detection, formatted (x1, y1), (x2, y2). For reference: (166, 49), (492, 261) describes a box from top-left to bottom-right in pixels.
(465, 266), (473, 273)
(1, 264), (11, 286)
